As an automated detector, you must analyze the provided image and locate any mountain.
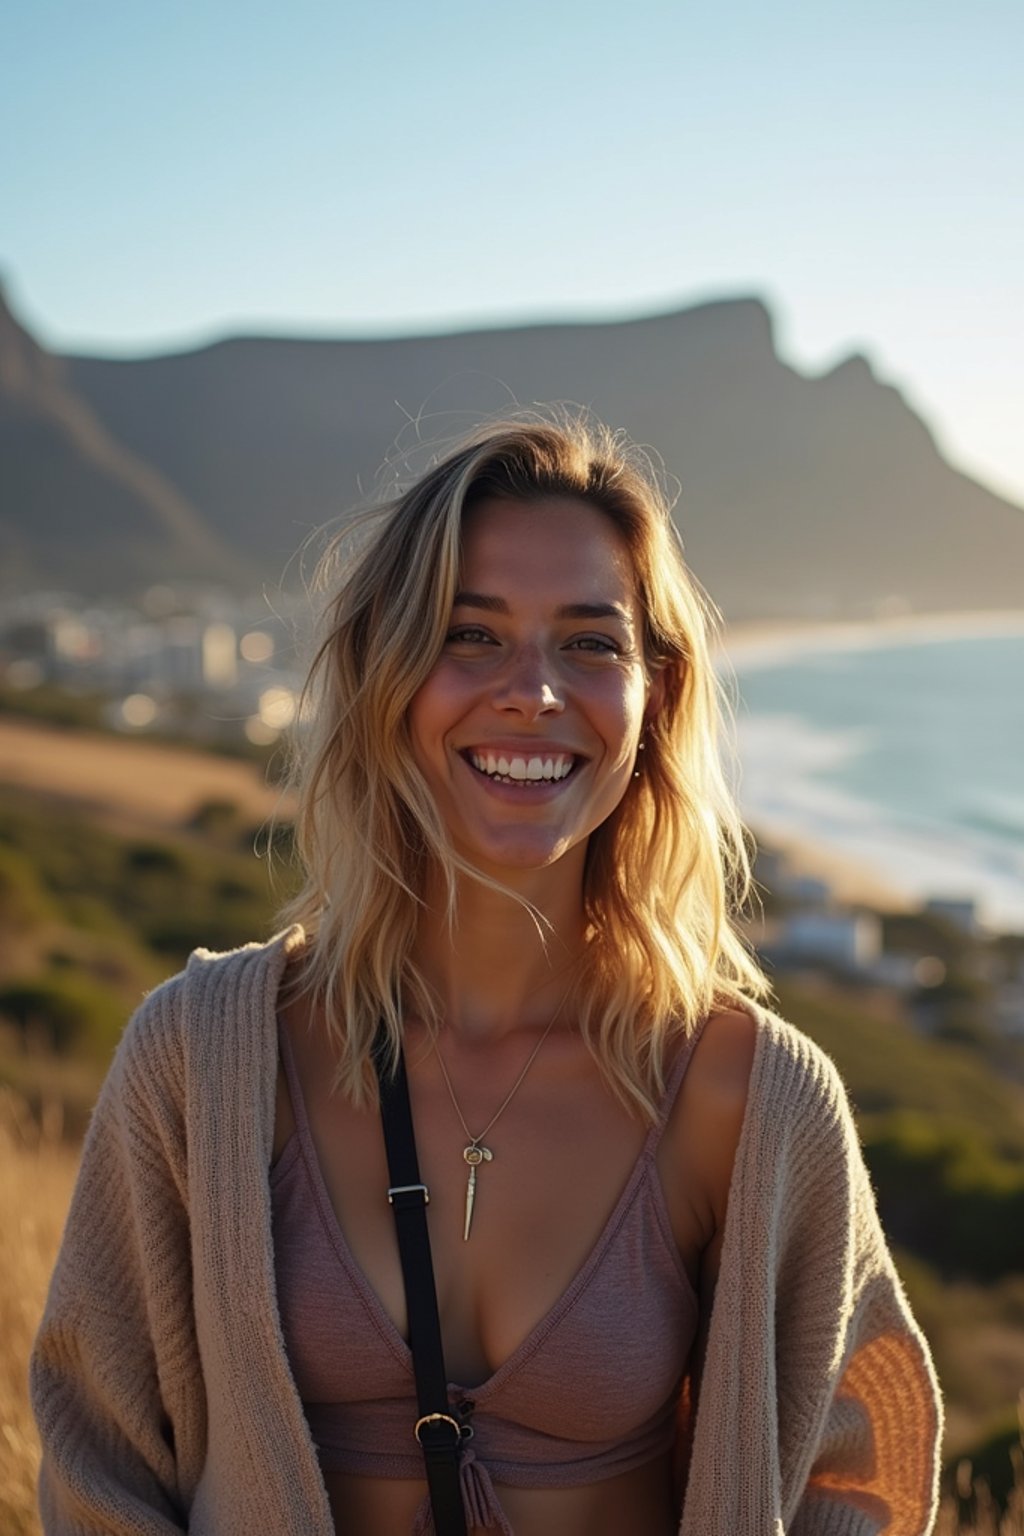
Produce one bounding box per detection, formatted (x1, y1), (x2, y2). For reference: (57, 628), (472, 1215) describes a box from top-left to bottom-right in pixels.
(0, 289), (243, 594)
(3, 284), (1023, 619)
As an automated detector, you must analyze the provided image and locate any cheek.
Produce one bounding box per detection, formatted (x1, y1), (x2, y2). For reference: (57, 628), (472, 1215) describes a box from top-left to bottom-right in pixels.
(600, 671), (649, 744)
(405, 687), (435, 775)
(406, 667), (461, 769)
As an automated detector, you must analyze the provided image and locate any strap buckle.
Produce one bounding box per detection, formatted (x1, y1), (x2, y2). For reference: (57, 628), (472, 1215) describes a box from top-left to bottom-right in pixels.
(414, 1411), (463, 1446)
(388, 1182), (430, 1205)
(414, 1406), (475, 1443)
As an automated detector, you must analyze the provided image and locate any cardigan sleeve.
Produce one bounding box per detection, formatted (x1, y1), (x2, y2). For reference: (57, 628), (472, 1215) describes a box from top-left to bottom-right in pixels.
(770, 1030), (942, 1536)
(678, 1014), (942, 1536)
(785, 1121), (942, 1536)
(30, 982), (204, 1534)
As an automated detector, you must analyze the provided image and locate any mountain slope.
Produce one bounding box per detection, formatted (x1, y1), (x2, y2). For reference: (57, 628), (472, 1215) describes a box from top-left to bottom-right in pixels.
(0, 289), (244, 594)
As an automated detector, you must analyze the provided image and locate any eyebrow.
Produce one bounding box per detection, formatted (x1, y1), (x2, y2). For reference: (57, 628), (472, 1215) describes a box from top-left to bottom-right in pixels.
(453, 591), (633, 624)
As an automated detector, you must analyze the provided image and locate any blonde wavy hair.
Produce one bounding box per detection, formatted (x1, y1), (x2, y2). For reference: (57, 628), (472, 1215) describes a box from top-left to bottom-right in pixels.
(279, 410), (769, 1119)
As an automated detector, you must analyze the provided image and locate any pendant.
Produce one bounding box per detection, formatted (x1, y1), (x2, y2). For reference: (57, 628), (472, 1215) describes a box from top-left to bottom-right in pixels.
(462, 1143), (493, 1241)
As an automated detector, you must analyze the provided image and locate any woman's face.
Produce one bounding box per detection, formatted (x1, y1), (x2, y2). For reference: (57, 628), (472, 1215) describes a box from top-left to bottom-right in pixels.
(407, 495), (660, 881)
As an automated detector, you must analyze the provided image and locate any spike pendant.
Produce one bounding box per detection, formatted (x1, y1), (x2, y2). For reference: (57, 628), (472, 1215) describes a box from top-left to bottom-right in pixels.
(462, 1143), (493, 1241)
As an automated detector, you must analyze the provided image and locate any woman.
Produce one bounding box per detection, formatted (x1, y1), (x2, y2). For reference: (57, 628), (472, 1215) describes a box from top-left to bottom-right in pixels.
(32, 414), (941, 1534)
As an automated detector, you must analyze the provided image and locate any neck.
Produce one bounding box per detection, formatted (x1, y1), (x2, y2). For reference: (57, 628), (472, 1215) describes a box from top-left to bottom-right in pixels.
(410, 859), (588, 1043)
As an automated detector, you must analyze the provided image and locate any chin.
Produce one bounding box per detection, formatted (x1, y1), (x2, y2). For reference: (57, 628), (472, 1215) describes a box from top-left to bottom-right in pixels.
(456, 831), (579, 879)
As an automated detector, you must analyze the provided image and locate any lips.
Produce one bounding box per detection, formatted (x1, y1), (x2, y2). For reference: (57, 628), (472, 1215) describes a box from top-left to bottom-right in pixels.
(464, 748), (578, 784)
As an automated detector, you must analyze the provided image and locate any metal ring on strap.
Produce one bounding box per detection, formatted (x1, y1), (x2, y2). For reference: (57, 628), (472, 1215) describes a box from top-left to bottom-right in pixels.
(414, 1411), (463, 1445)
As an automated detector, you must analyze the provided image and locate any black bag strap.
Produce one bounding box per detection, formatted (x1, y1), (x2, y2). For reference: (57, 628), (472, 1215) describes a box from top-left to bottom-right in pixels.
(373, 1028), (469, 1536)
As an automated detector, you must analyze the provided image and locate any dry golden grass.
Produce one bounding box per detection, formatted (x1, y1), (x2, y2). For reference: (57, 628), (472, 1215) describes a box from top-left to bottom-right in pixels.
(1, 1090), (1021, 1535)
(936, 1435), (1024, 1535)
(0, 1094), (77, 1536)
(0, 716), (289, 834)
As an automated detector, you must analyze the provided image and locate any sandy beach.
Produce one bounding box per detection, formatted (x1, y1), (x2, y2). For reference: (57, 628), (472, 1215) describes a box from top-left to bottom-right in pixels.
(747, 822), (910, 913)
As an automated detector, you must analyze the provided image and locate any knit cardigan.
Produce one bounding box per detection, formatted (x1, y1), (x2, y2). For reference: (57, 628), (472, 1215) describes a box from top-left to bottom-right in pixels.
(31, 928), (942, 1535)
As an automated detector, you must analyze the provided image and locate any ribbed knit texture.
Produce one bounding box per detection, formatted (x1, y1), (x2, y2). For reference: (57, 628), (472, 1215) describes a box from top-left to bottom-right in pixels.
(31, 927), (942, 1535)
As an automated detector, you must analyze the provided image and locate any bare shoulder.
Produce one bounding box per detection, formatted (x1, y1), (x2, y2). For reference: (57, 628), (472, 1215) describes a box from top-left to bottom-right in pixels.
(656, 1004), (760, 1316)
(665, 1006), (758, 1238)
(660, 1007), (761, 1391)
(660, 1007), (758, 1178)
(687, 1005), (759, 1103)
(684, 1007), (757, 1180)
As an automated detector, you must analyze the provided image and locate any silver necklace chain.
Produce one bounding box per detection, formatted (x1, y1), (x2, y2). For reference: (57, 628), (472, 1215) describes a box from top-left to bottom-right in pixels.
(431, 986), (572, 1239)
(433, 1009), (560, 1148)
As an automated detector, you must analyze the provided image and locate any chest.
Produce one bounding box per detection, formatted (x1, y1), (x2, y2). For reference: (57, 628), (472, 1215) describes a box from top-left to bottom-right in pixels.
(274, 1020), (708, 1387)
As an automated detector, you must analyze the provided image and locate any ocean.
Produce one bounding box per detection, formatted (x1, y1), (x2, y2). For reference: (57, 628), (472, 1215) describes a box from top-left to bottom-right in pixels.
(721, 619), (1024, 934)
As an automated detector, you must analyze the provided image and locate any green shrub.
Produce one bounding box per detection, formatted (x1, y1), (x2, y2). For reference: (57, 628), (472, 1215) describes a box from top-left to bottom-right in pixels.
(0, 973), (125, 1058)
(864, 1111), (1024, 1280)
(775, 979), (1024, 1159)
(125, 842), (187, 876)
(0, 844), (54, 930)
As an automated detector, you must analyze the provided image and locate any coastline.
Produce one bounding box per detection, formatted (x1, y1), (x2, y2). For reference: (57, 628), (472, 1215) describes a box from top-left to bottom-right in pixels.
(746, 820), (911, 914)
(713, 609), (1024, 933)
(715, 607), (1024, 673)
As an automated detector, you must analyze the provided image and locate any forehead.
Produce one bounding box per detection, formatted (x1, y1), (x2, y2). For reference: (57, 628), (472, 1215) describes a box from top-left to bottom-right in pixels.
(458, 495), (639, 608)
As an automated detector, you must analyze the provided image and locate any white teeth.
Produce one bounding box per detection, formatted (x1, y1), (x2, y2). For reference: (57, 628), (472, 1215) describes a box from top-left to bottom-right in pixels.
(468, 750), (575, 784)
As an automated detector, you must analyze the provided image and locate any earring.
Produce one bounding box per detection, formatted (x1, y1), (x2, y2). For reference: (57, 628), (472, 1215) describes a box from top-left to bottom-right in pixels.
(632, 737), (647, 779)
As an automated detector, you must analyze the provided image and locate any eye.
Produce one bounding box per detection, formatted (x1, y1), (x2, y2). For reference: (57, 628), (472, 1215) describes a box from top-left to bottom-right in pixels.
(445, 625), (495, 645)
(567, 635), (623, 655)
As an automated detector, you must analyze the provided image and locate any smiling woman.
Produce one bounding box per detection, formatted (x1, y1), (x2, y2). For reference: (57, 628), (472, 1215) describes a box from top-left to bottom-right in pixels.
(30, 413), (941, 1536)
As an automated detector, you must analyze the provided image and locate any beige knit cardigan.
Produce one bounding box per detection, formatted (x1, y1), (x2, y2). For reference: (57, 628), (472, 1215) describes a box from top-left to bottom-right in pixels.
(31, 928), (941, 1535)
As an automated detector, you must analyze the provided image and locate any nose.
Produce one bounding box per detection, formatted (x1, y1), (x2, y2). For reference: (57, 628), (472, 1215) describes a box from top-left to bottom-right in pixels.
(491, 644), (565, 719)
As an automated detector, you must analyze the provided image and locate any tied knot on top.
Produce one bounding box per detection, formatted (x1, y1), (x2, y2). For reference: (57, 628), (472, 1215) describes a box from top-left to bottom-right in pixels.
(412, 1445), (515, 1535)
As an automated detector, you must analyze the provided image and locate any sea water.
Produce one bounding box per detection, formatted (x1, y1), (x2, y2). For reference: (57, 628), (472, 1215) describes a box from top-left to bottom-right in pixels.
(723, 626), (1024, 933)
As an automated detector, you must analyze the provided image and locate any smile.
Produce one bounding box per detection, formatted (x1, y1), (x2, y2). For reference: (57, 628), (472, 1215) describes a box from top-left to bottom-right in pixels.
(465, 750), (577, 786)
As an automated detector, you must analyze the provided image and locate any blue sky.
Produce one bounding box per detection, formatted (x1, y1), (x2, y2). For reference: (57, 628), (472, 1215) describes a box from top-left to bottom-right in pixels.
(4, 0), (1023, 501)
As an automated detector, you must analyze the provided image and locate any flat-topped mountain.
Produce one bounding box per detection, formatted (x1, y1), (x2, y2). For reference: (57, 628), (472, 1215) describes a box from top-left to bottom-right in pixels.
(3, 284), (1022, 620)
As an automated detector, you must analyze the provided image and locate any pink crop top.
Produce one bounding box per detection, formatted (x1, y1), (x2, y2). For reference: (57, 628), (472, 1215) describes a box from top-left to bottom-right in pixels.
(271, 1022), (702, 1535)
